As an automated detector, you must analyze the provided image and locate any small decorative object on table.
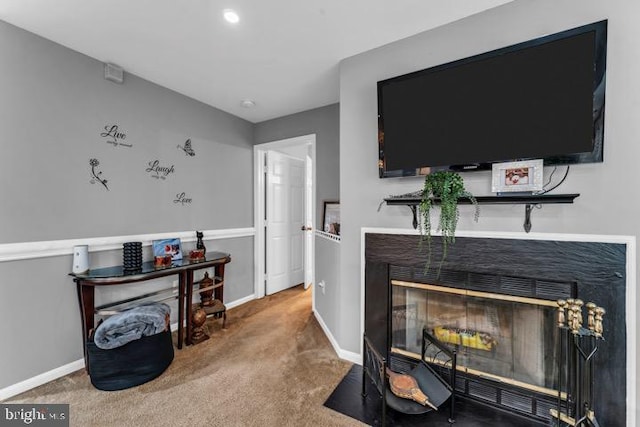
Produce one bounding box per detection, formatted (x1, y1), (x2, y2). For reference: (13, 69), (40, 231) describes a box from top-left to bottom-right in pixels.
(195, 231), (206, 256)
(152, 238), (182, 261)
(154, 255), (172, 268)
(199, 271), (214, 306)
(190, 306), (209, 344)
(72, 245), (90, 274)
(189, 249), (205, 261)
(123, 242), (143, 272)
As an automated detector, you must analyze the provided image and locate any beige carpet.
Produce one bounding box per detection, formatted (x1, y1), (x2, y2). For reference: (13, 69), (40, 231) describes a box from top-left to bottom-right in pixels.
(6, 286), (365, 427)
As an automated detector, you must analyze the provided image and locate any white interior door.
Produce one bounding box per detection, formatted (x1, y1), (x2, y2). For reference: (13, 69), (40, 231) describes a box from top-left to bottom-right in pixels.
(266, 151), (305, 295)
(303, 153), (313, 289)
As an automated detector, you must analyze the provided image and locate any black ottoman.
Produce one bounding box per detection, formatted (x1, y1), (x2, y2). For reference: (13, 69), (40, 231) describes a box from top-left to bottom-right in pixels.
(86, 329), (174, 391)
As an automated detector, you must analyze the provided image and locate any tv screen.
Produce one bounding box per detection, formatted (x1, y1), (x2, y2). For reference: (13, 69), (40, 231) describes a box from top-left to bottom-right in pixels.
(378, 20), (607, 178)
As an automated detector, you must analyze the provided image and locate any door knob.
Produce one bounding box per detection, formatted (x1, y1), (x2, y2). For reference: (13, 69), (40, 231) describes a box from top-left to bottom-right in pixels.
(301, 226), (312, 231)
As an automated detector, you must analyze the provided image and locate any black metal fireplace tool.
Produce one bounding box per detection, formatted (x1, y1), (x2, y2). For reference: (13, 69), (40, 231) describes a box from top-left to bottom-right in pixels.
(553, 299), (605, 427)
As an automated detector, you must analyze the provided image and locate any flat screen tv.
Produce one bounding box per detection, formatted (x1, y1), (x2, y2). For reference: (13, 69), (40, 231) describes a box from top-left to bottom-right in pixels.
(378, 20), (607, 178)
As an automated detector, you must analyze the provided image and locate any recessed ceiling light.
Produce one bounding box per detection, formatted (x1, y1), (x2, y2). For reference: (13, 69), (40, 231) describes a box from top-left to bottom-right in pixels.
(240, 100), (255, 108)
(223, 9), (240, 24)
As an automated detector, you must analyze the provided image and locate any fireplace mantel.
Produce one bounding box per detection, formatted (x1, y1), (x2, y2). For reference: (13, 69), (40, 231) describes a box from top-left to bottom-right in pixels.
(360, 228), (636, 426)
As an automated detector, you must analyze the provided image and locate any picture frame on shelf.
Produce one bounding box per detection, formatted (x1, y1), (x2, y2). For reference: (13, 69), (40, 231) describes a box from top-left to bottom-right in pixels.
(492, 159), (544, 194)
(152, 238), (183, 261)
(322, 201), (340, 236)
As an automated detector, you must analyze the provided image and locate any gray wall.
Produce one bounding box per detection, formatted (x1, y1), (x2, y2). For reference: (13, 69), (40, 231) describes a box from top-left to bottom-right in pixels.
(0, 21), (255, 389)
(254, 103), (340, 229)
(314, 235), (341, 338)
(0, 22), (253, 244)
(339, 0), (639, 409)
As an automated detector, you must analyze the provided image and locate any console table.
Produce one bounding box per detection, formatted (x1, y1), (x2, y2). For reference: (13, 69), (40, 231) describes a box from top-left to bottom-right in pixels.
(70, 251), (231, 366)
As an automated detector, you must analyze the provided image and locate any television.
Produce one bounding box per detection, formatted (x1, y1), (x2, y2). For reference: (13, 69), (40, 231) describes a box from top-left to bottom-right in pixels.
(378, 20), (607, 178)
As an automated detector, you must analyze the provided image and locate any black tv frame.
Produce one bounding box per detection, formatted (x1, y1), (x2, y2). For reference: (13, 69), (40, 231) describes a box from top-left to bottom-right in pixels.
(377, 20), (607, 178)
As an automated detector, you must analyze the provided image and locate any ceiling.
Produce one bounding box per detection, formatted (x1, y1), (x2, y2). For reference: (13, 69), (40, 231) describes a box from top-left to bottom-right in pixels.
(0, 0), (512, 123)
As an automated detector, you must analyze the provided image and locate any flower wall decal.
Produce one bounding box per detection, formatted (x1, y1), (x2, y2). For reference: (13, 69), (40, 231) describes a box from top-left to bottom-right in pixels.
(89, 158), (109, 190)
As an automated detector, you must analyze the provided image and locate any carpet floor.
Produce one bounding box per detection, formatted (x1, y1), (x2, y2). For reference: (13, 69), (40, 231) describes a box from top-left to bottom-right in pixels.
(5, 286), (365, 427)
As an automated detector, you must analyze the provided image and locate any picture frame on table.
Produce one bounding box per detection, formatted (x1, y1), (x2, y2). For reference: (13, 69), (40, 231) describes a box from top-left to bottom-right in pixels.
(492, 159), (544, 194)
(152, 238), (183, 261)
(322, 201), (340, 236)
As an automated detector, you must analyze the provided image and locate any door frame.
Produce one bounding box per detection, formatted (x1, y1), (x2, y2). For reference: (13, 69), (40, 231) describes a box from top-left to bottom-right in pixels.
(254, 134), (316, 299)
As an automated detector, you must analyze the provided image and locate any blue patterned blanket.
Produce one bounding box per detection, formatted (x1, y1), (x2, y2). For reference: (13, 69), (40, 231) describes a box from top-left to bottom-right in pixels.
(94, 302), (170, 350)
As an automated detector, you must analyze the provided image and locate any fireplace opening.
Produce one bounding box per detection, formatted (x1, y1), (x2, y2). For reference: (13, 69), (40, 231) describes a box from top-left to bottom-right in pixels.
(391, 280), (561, 396)
(385, 267), (578, 422)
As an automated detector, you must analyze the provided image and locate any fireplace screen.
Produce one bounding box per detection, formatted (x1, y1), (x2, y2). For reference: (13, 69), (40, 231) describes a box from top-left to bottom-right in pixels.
(391, 280), (560, 394)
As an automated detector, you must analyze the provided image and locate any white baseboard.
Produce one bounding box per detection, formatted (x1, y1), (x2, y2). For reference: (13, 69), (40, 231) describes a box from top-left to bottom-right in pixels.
(225, 293), (256, 310)
(338, 348), (361, 365)
(313, 310), (361, 365)
(0, 359), (85, 402)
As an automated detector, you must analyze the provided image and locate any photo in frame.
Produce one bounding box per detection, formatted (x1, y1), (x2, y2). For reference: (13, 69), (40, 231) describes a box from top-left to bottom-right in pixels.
(322, 201), (340, 235)
(492, 159), (544, 193)
(152, 238), (183, 260)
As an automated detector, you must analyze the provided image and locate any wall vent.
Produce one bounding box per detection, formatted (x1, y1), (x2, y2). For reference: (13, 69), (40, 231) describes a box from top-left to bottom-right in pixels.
(104, 63), (124, 84)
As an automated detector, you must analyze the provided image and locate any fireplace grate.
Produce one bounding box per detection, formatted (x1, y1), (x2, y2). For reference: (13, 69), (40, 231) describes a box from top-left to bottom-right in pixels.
(536, 280), (574, 300)
(501, 389), (533, 413)
(468, 380), (498, 402)
(389, 356), (416, 374)
(467, 272), (499, 291)
(390, 265), (576, 301)
(499, 276), (536, 297)
(391, 265), (414, 282)
(412, 267), (468, 287)
(535, 399), (558, 420)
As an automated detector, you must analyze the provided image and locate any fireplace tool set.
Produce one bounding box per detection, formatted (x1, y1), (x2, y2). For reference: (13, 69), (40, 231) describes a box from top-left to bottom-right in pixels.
(552, 298), (605, 427)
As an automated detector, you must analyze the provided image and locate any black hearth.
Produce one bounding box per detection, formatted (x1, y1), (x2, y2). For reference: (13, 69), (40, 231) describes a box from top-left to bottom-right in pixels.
(364, 232), (627, 425)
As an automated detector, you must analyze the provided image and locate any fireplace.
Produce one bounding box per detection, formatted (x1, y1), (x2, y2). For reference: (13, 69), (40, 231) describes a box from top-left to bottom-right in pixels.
(391, 278), (567, 395)
(364, 231), (630, 425)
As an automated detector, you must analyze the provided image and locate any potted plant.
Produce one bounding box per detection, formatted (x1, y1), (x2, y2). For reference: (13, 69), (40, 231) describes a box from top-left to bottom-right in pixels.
(419, 171), (479, 273)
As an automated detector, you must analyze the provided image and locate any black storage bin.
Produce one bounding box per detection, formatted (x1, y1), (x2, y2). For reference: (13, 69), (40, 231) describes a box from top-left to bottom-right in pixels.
(86, 329), (174, 391)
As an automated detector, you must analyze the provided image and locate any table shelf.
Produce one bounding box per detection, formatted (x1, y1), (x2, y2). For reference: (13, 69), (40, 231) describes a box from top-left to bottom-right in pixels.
(71, 252), (231, 369)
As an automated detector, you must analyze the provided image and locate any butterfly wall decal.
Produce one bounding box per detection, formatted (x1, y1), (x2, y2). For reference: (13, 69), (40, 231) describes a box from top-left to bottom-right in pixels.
(177, 138), (195, 156)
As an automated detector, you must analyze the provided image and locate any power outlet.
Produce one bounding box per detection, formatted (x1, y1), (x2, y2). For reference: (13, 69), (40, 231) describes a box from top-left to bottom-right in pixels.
(172, 280), (179, 288)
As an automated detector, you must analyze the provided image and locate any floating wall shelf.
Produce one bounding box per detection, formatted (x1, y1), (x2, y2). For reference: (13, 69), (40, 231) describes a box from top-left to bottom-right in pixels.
(384, 193), (580, 233)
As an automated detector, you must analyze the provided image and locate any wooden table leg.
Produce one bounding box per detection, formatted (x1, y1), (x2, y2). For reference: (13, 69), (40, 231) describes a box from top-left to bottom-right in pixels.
(185, 270), (194, 346)
(76, 282), (94, 371)
(215, 263), (225, 303)
(177, 271), (186, 349)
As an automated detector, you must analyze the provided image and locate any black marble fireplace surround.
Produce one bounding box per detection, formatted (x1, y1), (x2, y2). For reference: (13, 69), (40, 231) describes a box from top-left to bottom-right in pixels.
(364, 232), (627, 426)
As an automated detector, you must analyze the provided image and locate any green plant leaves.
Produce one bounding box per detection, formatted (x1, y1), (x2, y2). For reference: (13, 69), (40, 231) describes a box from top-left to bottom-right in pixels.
(419, 171), (479, 276)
